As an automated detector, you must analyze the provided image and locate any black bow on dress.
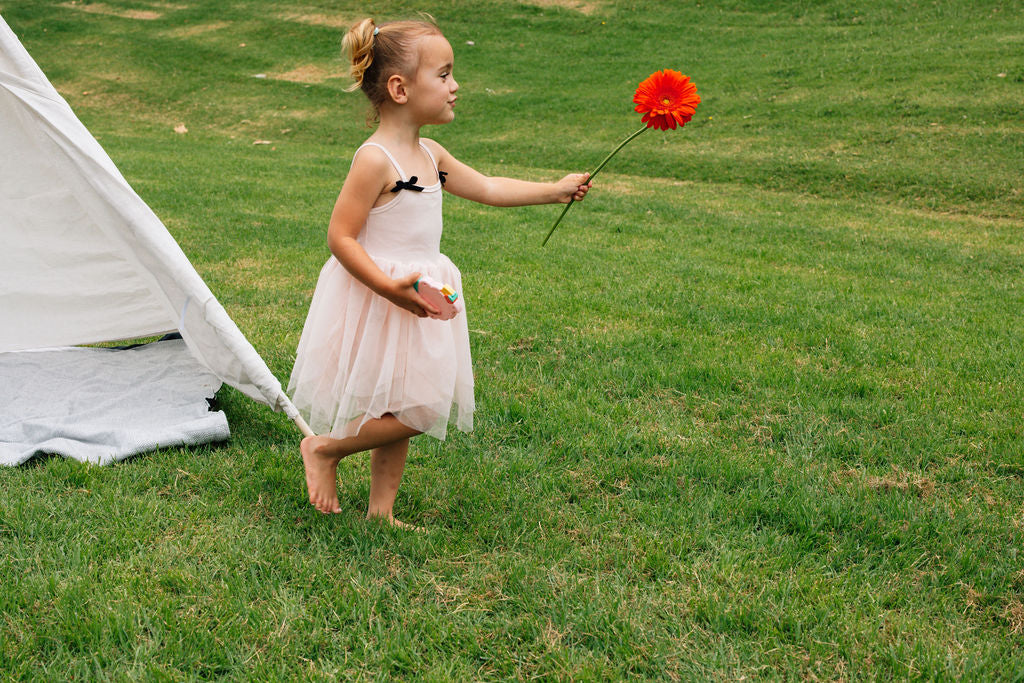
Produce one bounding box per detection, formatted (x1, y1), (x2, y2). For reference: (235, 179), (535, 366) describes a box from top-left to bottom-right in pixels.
(390, 177), (424, 193)
(390, 172), (447, 193)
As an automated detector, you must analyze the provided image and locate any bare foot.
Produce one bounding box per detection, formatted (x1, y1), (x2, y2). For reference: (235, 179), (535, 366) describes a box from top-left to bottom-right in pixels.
(301, 435), (342, 514)
(366, 513), (425, 532)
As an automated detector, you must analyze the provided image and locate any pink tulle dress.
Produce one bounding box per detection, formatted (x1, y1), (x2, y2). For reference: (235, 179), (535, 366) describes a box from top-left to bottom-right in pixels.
(288, 141), (474, 439)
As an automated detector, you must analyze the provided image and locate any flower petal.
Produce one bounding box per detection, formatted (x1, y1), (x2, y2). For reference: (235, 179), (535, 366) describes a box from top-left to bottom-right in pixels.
(633, 69), (700, 131)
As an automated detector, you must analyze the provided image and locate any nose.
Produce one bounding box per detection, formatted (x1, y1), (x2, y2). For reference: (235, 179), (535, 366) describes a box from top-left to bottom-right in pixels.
(450, 76), (459, 93)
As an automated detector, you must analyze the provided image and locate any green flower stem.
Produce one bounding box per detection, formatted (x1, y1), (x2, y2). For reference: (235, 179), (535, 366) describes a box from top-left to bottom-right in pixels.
(587, 124), (650, 179)
(542, 125), (649, 246)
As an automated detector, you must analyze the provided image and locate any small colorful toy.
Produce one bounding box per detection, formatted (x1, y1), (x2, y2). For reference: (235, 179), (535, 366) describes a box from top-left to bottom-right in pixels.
(413, 275), (463, 320)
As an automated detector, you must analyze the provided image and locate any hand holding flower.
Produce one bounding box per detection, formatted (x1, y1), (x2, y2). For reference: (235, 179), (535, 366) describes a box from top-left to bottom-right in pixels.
(542, 69), (700, 246)
(556, 172), (593, 204)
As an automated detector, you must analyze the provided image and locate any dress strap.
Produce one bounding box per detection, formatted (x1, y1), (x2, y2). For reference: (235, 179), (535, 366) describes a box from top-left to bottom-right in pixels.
(355, 142), (408, 180)
(419, 142), (446, 186)
(419, 141), (439, 174)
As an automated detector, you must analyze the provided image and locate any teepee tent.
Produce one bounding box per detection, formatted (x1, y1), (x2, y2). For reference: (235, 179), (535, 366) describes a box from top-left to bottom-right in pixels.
(0, 15), (312, 465)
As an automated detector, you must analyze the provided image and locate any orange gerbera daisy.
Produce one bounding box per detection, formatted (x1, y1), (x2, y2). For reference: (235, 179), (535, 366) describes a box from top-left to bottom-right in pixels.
(543, 69), (702, 246)
(633, 69), (701, 131)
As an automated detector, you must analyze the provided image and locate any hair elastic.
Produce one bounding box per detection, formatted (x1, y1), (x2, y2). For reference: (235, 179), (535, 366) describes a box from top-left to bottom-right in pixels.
(373, 27), (380, 36)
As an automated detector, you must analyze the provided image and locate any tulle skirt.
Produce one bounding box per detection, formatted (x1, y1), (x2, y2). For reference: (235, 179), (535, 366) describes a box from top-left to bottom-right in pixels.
(288, 254), (474, 440)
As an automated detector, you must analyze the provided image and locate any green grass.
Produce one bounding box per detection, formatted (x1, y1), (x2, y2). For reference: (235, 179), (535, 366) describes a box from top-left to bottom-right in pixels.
(2, 0), (1023, 679)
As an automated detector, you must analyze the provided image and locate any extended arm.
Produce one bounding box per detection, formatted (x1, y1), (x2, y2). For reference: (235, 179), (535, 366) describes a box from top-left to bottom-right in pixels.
(424, 140), (592, 207)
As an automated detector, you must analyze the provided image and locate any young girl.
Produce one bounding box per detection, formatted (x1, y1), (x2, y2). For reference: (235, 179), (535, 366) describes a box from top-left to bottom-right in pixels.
(288, 17), (592, 526)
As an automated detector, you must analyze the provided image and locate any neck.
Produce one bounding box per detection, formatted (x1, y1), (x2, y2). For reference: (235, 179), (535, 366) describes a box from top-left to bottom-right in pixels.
(372, 112), (422, 151)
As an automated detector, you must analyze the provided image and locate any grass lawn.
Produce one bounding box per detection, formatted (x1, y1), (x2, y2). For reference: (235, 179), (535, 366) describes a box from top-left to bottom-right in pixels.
(2, 0), (1023, 679)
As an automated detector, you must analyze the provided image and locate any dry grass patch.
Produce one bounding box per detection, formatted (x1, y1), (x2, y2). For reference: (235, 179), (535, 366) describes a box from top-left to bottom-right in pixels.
(278, 12), (353, 29)
(269, 64), (346, 85)
(1003, 600), (1024, 634)
(830, 466), (937, 498)
(523, 0), (606, 15)
(204, 256), (294, 293)
(867, 468), (936, 498)
(138, 0), (190, 9)
(207, 106), (333, 140)
(58, 87), (162, 122)
(52, 68), (146, 98)
(163, 21), (231, 38)
(59, 1), (163, 20)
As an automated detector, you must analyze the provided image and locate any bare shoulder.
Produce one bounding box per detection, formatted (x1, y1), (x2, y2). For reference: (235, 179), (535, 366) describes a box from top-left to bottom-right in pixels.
(351, 142), (394, 174)
(346, 142), (396, 194)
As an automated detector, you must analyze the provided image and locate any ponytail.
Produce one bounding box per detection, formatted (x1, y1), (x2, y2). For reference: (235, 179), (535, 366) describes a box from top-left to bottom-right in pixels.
(342, 18), (376, 93)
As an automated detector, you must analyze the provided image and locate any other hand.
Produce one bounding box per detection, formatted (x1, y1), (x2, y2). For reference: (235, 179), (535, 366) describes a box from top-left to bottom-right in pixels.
(385, 272), (439, 318)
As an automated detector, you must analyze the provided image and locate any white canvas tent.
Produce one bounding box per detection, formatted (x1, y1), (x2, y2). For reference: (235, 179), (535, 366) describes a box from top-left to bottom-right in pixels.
(0, 15), (312, 465)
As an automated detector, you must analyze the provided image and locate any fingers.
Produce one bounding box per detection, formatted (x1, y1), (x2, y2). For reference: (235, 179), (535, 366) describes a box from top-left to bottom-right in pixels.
(567, 173), (592, 202)
(573, 180), (593, 202)
(396, 272), (420, 287)
(391, 272), (438, 317)
(414, 293), (439, 317)
(406, 273), (439, 316)
(398, 273), (428, 317)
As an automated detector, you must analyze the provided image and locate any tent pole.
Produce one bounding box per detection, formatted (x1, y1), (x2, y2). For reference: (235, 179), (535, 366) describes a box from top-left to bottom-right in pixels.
(293, 413), (315, 438)
(278, 395), (314, 438)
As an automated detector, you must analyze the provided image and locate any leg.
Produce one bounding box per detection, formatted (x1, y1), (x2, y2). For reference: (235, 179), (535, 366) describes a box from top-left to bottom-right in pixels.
(366, 438), (421, 529)
(301, 414), (420, 514)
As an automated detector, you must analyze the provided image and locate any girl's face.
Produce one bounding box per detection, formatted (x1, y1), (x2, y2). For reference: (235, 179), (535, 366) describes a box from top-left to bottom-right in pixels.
(408, 35), (458, 125)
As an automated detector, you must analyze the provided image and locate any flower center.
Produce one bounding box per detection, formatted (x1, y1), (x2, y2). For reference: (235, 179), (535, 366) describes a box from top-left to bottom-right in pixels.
(661, 97), (672, 105)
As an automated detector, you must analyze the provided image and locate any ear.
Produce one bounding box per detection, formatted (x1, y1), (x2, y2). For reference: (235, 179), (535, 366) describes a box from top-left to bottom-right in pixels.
(386, 73), (409, 105)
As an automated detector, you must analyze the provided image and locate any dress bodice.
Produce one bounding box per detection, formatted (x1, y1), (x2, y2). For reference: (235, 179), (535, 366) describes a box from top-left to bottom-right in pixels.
(355, 142), (444, 263)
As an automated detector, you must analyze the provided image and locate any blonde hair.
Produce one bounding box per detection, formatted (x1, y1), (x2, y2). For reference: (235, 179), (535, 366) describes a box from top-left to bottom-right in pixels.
(342, 17), (443, 113)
